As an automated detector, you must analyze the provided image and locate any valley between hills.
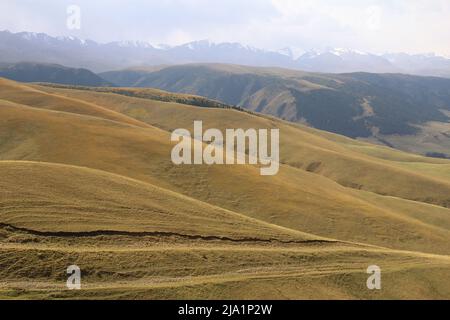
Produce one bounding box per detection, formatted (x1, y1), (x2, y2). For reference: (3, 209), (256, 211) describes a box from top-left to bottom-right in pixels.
(0, 78), (449, 299)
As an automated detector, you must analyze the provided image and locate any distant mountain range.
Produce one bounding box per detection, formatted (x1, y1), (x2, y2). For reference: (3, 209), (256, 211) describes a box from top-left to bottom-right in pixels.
(1, 30), (449, 157)
(1, 30), (450, 77)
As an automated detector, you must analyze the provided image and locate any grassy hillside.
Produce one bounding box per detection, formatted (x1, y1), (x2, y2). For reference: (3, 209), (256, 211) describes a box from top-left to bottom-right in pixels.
(0, 78), (449, 299)
(100, 64), (450, 157)
(34, 83), (450, 208)
(0, 62), (113, 86)
(40, 83), (232, 109)
(1, 163), (449, 300)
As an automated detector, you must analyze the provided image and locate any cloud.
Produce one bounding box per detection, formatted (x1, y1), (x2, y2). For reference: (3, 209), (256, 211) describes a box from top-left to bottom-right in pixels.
(266, 0), (450, 54)
(0, 0), (449, 55)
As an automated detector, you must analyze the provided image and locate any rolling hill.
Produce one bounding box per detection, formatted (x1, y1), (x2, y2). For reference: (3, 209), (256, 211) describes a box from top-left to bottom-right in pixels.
(100, 64), (450, 158)
(0, 62), (112, 87)
(0, 78), (449, 299)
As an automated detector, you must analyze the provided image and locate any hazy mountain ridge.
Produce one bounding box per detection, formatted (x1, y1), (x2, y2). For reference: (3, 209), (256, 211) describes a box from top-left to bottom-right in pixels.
(2, 30), (450, 77)
(0, 62), (113, 86)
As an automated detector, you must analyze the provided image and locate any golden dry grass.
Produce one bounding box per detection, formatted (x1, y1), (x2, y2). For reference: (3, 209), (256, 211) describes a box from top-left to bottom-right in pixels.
(33, 83), (450, 207)
(0, 78), (449, 299)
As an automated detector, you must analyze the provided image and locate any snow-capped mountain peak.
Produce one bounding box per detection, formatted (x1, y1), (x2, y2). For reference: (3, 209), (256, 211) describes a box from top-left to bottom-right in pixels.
(300, 48), (370, 59)
(181, 40), (214, 50)
(115, 40), (154, 49)
(331, 48), (368, 56)
(277, 47), (294, 58)
(1, 30), (450, 76)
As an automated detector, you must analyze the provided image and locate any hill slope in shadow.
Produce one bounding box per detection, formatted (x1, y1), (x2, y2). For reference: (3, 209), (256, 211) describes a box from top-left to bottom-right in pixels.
(101, 64), (450, 157)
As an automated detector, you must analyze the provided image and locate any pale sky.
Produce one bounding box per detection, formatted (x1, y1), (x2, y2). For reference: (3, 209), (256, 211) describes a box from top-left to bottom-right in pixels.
(1, 0), (450, 55)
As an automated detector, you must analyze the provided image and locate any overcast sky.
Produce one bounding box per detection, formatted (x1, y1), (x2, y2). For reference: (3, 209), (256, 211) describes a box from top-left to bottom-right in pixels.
(1, 0), (449, 56)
